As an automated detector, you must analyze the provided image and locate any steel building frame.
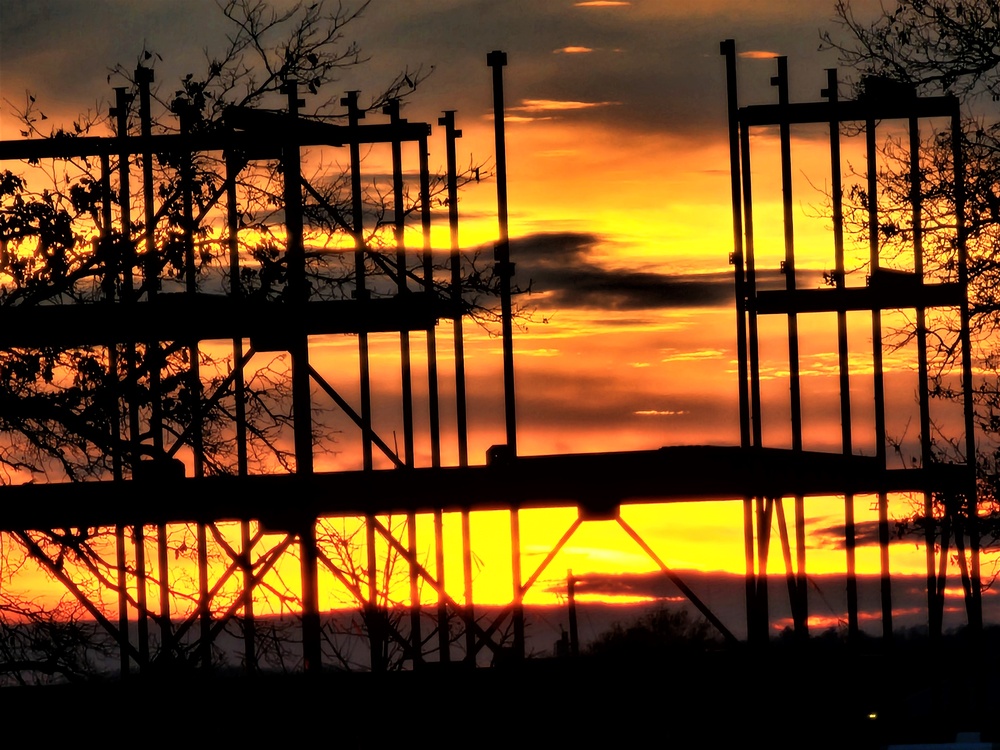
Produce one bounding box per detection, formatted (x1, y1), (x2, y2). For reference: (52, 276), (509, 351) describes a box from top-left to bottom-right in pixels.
(722, 40), (980, 644)
(0, 45), (983, 680)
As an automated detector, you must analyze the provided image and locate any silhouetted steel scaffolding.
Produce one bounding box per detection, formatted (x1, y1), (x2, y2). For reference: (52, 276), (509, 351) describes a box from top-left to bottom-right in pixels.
(722, 40), (979, 644)
(0, 46), (983, 679)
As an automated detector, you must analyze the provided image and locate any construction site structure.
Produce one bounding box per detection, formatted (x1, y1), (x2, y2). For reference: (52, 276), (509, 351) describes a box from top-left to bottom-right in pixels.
(0, 43), (983, 679)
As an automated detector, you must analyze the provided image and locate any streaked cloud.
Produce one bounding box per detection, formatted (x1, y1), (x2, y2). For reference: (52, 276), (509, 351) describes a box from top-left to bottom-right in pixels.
(554, 46), (594, 54)
(574, 1), (631, 6)
(512, 232), (813, 312)
(812, 519), (894, 548)
(511, 98), (621, 112)
(502, 114), (555, 124)
(740, 50), (779, 59)
(634, 409), (688, 416)
(660, 348), (727, 363)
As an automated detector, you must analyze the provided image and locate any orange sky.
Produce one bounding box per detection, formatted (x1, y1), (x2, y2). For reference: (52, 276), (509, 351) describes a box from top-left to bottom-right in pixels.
(0, 0), (988, 639)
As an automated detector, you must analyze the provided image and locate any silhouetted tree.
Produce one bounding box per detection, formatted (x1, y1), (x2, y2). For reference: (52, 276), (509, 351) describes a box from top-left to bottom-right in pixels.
(822, 0), (1000, 595)
(587, 606), (723, 661)
(0, 0), (503, 682)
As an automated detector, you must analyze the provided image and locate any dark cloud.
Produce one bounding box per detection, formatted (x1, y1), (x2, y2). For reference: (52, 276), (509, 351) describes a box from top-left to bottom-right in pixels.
(1, 1), (232, 118)
(813, 519), (911, 549)
(542, 567), (996, 638)
(510, 231), (823, 311)
(356, 1), (851, 139)
(511, 231), (731, 310)
(2, 2), (857, 144)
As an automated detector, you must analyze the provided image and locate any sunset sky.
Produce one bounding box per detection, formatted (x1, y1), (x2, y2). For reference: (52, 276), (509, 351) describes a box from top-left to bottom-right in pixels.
(1, 0), (990, 639)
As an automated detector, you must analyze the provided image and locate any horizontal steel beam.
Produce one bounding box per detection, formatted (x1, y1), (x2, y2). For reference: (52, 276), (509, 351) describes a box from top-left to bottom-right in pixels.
(0, 118), (431, 162)
(0, 446), (971, 530)
(0, 292), (459, 348)
(739, 94), (956, 128)
(755, 281), (964, 315)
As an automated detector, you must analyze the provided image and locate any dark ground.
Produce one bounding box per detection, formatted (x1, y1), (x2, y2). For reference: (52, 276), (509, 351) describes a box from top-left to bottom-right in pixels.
(2, 638), (998, 748)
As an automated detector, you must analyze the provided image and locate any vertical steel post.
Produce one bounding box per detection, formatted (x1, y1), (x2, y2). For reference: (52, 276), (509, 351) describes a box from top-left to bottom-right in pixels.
(138, 80), (167, 654)
(823, 69), (859, 641)
(135, 75), (171, 656)
(103, 148), (130, 676)
(282, 80), (320, 673)
(225, 154), (248, 476)
(115, 526), (130, 677)
(953, 105), (982, 634)
(133, 526), (149, 669)
(909, 114), (941, 639)
(510, 508), (524, 659)
(300, 521), (321, 673)
(383, 100), (422, 664)
(439, 111), (469, 469)
(136, 67), (164, 463)
(756, 497), (773, 641)
(866, 111), (894, 640)
(420, 135), (441, 471)
(136, 67), (159, 298)
(487, 51), (517, 455)
(343, 89), (378, 671)
(156, 526), (171, 664)
(283, 85), (311, 473)
(367, 517), (382, 671)
(408, 513), (423, 666)
(721, 40), (759, 644)
(775, 499), (799, 620)
(739, 105), (768, 644)
(343, 90), (374, 471)
(177, 105), (211, 668)
(136, 67), (163, 452)
(225, 150), (256, 671)
(772, 58), (808, 638)
(440, 110), (476, 661)
(567, 570), (579, 658)
(196, 524), (210, 669)
(417, 131), (449, 660)
(434, 512), (448, 663)
(240, 521), (256, 673)
(462, 511), (475, 664)
(136, 69), (174, 661)
(100, 149), (122, 483)
(385, 100), (415, 468)
(113, 86), (150, 668)
(488, 50), (523, 659)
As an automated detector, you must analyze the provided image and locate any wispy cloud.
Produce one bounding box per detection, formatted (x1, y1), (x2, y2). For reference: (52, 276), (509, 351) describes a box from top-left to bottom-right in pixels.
(574, 1), (631, 6)
(660, 348), (727, 363)
(554, 46), (594, 54)
(740, 50), (779, 59)
(500, 114), (555, 124)
(511, 98), (620, 112)
(634, 409), (688, 416)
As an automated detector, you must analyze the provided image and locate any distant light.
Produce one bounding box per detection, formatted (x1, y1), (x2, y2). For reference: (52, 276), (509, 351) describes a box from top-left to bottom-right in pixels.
(868, 712), (878, 721)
